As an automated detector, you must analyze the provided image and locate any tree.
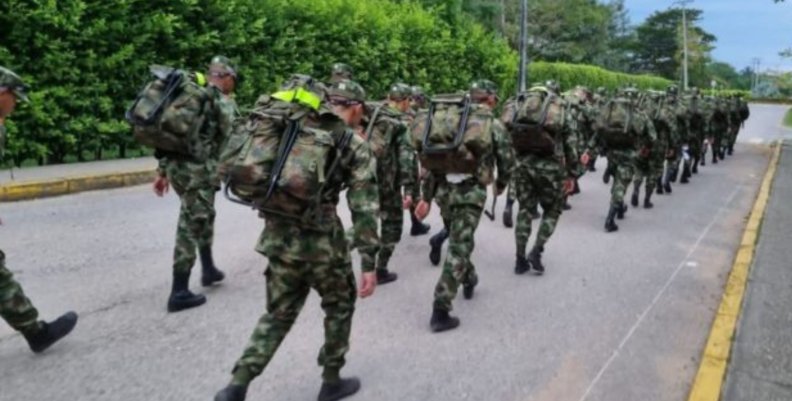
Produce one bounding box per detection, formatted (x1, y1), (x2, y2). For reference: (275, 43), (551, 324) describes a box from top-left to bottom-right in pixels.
(628, 8), (716, 83)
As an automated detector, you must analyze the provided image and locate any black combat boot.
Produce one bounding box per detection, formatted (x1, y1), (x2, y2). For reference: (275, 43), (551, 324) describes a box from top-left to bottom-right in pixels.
(376, 269), (398, 285)
(462, 275), (478, 300)
(215, 385), (247, 401)
(644, 193), (654, 209)
(199, 246), (225, 287)
(616, 202), (627, 220)
(604, 205), (619, 233)
(631, 184), (640, 207)
(681, 162), (691, 183)
(167, 272), (207, 312)
(572, 179), (581, 195)
(429, 228), (449, 266)
(670, 165), (679, 183)
(430, 308), (460, 333)
(656, 177), (664, 195)
(515, 255), (530, 275)
(318, 377), (361, 401)
(603, 167), (611, 184)
(712, 150), (718, 164)
(24, 312), (78, 353)
(720, 148), (726, 160)
(410, 212), (431, 236)
(692, 157), (699, 174)
(700, 150), (706, 166)
(727, 146), (734, 156)
(502, 199), (514, 228)
(587, 157), (597, 172)
(528, 246), (545, 275)
(562, 198), (572, 211)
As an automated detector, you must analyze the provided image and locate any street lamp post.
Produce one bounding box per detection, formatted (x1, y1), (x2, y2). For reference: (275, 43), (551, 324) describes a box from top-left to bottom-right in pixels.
(673, 0), (693, 91)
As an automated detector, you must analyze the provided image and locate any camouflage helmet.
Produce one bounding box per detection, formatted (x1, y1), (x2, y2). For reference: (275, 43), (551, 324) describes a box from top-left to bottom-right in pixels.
(0, 66), (29, 102)
(595, 86), (607, 96)
(388, 82), (412, 100)
(411, 85), (426, 99)
(330, 63), (354, 82)
(544, 80), (561, 93)
(327, 79), (366, 104)
(666, 85), (679, 95)
(209, 55), (237, 77)
(469, 79), (498, 97)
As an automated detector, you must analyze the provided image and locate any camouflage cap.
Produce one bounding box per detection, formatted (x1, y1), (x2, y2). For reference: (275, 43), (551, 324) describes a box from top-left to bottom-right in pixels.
(388, 83), (412, 100)
(666, 85), (679, 95)
(209, 55), (238, 78)
(0, 66), (29, 102)
(469, 79), (498, 96)
(328, 79), (366, 103)
(331, 63), (354, 80)
(544, 80), (561, 93)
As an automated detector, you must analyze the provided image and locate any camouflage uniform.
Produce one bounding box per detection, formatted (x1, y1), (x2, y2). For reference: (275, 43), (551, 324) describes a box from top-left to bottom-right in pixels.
(503, 90), (579, 272)
(590, 89), (656, 231)
(423, 83), (514, 314)
(683, 90), (706, 175)
(363, 102), (416, 279)
(632, 92), (669, 205)
(0, 71), (40, 334)
(0, 66), (77, 351)
(227, 81), (379, 387)
(708, 97), (730, 163)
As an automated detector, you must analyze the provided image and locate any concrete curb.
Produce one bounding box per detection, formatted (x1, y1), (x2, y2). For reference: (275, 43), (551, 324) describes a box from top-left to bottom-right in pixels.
(686, 141), (783, 401)
(0, 169), (156, 202)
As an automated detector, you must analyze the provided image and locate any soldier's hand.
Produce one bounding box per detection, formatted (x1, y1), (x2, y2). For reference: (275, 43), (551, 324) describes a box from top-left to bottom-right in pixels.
(415, 200), (431, 220)
(580, 152), (591, 166)
(402, 195), (413, 210)
(153, 177), (170, 197)
(563, 178), (575, 195)
(359, 272), (377, 298)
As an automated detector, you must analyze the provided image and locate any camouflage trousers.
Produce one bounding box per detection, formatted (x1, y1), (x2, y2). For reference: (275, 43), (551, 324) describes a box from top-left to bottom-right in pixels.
(230, 257), (357, 385)
(607, 150), (637, 206)
(633, 154), (663, 194)
(0, 250), (41, 335)
(513, 158), (565, 256)
(377, 187), (403, 272)
(165, 160), (217, 274)
(433, 180), (486, 312)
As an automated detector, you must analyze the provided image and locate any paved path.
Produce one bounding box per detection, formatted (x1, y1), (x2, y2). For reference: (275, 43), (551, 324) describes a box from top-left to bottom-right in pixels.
(0, 157), (155, 185)
(0, 104), (787, 401)
(722, 140), (792, 401)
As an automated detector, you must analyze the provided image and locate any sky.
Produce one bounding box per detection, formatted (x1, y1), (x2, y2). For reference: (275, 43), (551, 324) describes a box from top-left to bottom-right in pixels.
(624, 0), (792, 72)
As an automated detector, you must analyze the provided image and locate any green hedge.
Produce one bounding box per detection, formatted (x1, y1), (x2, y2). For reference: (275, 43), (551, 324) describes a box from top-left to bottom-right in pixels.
(1, 0), (671, 167)
(527, 62), (672, 91)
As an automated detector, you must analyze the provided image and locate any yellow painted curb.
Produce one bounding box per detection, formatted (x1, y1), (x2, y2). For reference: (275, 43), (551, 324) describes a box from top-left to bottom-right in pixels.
(0, 169), (156, 202)
(687, 142), (783, 401)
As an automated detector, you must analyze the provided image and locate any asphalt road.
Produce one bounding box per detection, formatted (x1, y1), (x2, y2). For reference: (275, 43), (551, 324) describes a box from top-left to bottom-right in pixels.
(0, 104), (788, 401)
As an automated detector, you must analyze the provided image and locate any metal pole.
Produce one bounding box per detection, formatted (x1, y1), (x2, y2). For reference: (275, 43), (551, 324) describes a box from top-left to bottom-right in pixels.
(673, 0), (693, 90)
(517, 0), (528, 94)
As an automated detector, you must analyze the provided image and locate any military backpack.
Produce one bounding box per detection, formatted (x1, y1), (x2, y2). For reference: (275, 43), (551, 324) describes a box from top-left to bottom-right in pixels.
(504, 87), (566, 157)
(363, 103), (405, 159)
(219, 81), (353, 226)
(595, 97), (638, 149)
(410, 94), (493, 174)
(126, 65), (214, 159)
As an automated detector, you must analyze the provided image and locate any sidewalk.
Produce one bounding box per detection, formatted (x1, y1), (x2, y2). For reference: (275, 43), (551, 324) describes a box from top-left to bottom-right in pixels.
(722, 140), (792, 400)
(0, 157), (156, 202)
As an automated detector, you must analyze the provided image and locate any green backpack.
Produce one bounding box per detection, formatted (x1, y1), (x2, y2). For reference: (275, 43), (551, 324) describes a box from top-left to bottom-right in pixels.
(220, 85), (353, 226)
(504, 87), (565, 156)
(126, 65), (213, 159)
(410, 94), (493, 175)
(595, 97), (637, 149)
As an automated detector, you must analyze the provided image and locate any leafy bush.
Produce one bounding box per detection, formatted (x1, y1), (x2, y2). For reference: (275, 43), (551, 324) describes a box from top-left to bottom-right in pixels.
(1, 0), (671, 167)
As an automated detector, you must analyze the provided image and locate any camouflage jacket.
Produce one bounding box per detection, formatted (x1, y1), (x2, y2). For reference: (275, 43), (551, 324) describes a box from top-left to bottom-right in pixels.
(256, 132), (380, 272)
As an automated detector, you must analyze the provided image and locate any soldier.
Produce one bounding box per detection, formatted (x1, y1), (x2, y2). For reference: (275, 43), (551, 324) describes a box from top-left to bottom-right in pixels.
(363, 83), (418, 285)
(632, 91), (674, 207)
(730, 95), (751, 155)
(152, 58), (231, 312)
(410, 85), (428, 111)
(682, 87), (705, 179)
(214, 79), (379, 401)
(414, 80), (514, 332)
(208, 56), (241, 120)
(584, 87), (656, 232)
(388, 83), (431, 237)
(504, 83), (579, 275)
(663, 85), (685, 191)
(0, 66), (78, 353)
(708, 96), (730, 163)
